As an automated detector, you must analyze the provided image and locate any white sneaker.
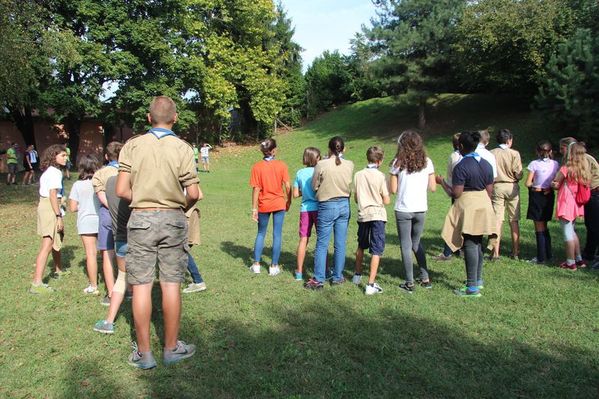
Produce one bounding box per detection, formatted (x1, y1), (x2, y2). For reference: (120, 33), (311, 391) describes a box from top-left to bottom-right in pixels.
(365, 283), (383, 295)
(83, 284), (100, 295)
(182, 282), (207, 293)
(351, 274), (362, 285)
(249, 264), (261, 274)
(268, 265), (281, 276)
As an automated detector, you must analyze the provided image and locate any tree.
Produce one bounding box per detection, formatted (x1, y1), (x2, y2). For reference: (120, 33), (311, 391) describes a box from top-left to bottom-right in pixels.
(304, 51), (353, 119)
(366, 0), (466, 129)
(454, 0), (575, 96)
(536, 29), (599, 145)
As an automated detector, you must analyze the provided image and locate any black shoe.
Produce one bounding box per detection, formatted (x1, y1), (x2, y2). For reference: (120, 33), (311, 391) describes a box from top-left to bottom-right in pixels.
(399, 282), (415, 294)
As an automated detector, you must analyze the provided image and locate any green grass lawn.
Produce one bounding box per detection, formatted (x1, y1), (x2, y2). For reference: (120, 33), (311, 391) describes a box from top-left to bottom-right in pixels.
(1, 94), (598, 398)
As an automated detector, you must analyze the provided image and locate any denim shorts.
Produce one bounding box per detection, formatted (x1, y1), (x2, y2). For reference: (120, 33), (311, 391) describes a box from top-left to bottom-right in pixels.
(126, 209), (188, 285)
(357, 220), (386, 256)
(115, 240), (128, 258)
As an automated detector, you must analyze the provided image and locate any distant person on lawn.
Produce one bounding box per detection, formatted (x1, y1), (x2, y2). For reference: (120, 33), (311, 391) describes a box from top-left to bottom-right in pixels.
(249, 138), (291, 276)
(30, 144), (68, 294)
(490, 129), (523, 260)
(117, 96), (200, 369)
(304, 136), (354, 290)
(441, 131), (497, 298)
(6, 142), (18, 185)
(389, 131), (436, 294)
(200, 142), (212, 172)
(92, 142), (123, 306)
(69, 154), (102, 295)
(524, 140), (559, 264)
(352, 146), (390, 295)
(293, 146), (321, 281)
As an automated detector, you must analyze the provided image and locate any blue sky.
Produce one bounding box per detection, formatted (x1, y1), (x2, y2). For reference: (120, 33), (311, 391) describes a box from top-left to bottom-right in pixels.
(280, 0), (378, 69)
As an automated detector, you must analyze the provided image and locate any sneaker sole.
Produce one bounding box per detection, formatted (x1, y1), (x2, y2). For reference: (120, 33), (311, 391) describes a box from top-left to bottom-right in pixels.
(127, 360), (157, 369)
(182, 287), (207, 293)
(93, 327), (114, 334)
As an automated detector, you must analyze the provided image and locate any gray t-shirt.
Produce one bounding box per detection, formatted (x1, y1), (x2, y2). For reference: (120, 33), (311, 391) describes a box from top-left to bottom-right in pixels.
(105, 176), (131, 242)
(69, 179), (100, 234)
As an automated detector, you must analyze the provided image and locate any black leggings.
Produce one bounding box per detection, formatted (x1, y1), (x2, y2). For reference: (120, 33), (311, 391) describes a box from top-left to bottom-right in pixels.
(463, 234), (483, 287)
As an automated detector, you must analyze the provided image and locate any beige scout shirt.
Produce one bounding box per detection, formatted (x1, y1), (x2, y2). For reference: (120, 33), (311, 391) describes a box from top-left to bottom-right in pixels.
(354, 167), (388, 222)
(491, 145), (523, 183)
(92, 164), (119, 193)
(312, 156), (354, 202)
(118, 133), (199, 209)
(586, 154), (599, 189)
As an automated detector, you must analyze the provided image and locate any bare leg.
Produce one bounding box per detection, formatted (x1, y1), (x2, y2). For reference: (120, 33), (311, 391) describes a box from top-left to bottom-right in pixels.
(493, 219), (503, 258)
(534, 221), (546, 232)
(51, 249), (62, 273)
(160, 281), (182, 350)
(296, 236), (309, 274)
(132, 282), (153, 352)
(81, 234), (98, 287)
(355, 247), (364, 275)
(510, 221), (520, 257)
(102, 249), (116, 295)
(105, 256), (127, 323)
(368, 254), (380, 284)
(33, 237), (53, 284)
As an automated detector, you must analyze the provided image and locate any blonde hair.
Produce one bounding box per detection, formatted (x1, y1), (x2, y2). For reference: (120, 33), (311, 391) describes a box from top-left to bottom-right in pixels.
(566, 143), (591, 184)
(149, 96), (177, 124)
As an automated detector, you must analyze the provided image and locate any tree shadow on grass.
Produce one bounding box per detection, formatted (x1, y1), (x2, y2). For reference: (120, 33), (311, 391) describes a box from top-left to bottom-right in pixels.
(98, 298), (599, 398)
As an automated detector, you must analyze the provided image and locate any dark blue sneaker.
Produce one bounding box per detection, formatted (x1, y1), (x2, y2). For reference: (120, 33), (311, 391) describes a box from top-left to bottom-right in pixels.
(454, 286), (482, 298)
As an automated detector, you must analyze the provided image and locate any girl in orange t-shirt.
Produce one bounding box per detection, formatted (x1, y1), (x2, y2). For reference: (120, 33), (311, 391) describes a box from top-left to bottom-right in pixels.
(249, 139), (291, 276)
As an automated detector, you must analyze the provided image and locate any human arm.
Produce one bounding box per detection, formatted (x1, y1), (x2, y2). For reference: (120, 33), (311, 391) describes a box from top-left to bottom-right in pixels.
(389, 174), (398, 194)
(49, 189), (64, 232)
(96, 191), (109, 208)
(293, 187), (301, 198)
(184, 183), (200, 211)
(115, 171), (132, 201)
(452, 184), (464, 199)
(428, 173), (437, 192)
(69, 199), (79, 212)
(551, 170), (565, 190)
(251, 186), (260, 222)
(284, 181), (292, 211)
(525, 170), (535, 188)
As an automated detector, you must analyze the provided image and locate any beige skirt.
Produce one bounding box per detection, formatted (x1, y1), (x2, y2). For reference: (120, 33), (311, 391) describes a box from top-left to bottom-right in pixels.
(441, 190), (497, 252)
(186, 206), (201, 246)
(37, 197), (64, 251)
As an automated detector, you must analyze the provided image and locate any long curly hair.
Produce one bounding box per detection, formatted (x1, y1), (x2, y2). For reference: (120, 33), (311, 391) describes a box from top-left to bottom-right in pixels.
(40, 144), (66, 171)
(392, 130), (427, 173)
(565, 142), (591, 184)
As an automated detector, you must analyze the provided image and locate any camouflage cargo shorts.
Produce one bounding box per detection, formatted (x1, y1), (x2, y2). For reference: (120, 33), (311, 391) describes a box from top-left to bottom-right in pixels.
(126, 209), (189, 284)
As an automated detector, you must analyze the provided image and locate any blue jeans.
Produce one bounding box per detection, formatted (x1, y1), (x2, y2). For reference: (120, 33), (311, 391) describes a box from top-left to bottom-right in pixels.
(313, 198), (350, 282)
(187, 253), (204, 284)
(253, 210), (285, 265)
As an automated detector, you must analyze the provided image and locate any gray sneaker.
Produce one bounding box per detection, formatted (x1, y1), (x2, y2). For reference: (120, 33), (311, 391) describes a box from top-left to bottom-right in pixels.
(163, 340), (196, 365)
(128, 342), (157, 369)
(29, 283), (54, 294)
(182, 282), (207, 293)
(101, 295), (111, 306)
(93, 320), (114, 334)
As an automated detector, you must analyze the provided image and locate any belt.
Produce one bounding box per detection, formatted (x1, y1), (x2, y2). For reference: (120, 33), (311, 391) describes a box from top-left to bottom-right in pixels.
(592, 187), (599, 193)
(531, 188), (552, 193)
(133, 207), (181, 212)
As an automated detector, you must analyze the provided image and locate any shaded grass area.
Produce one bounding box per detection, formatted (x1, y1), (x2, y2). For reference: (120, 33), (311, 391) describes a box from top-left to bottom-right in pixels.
(1, 94), (598, 398)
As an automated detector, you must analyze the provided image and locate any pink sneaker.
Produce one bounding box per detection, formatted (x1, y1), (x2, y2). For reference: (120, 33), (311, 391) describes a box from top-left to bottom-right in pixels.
(560, 261), (577, 271)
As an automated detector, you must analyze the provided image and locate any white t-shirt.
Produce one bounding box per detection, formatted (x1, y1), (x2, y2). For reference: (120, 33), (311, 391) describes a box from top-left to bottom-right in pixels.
(476, 143), (497, 179)
(200, 146), (210, 157)
(39, 166), (63, 198)
(391, 157), (434, 213)
(69, 179), (100, 234)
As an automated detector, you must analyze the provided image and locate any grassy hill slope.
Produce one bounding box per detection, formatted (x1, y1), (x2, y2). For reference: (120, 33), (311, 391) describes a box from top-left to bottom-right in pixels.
(0, 94), (597, 398)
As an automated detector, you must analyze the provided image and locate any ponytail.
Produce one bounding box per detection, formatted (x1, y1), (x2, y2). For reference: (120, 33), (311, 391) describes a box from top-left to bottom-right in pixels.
(328, 136), (345, 166)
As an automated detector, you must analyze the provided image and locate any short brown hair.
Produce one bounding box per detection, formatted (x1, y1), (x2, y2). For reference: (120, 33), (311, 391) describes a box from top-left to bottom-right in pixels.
(105, 141), (123, 161)
(40, 144), (66, 171)
(479, 129), (490, 145)
(366, 146), (384, 163)
(452, 133), (461, 150)
(78, 154), (101, 180)
(302, 147), (321, 167)
(149, 96), (177, 125)
(260, 138), (277, 157)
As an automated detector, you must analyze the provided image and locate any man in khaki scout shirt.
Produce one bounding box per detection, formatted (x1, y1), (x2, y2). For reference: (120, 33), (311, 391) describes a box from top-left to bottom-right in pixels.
(490, 129), (523, 260)
(116, 96), (200, 369)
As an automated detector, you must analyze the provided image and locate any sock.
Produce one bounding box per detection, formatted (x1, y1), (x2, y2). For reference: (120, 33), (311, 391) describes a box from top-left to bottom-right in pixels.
(535, 231), (546, 262)
(567, 258), (575, 265)
(544, 230), (552, 259)
(575, 254), (583, 262)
